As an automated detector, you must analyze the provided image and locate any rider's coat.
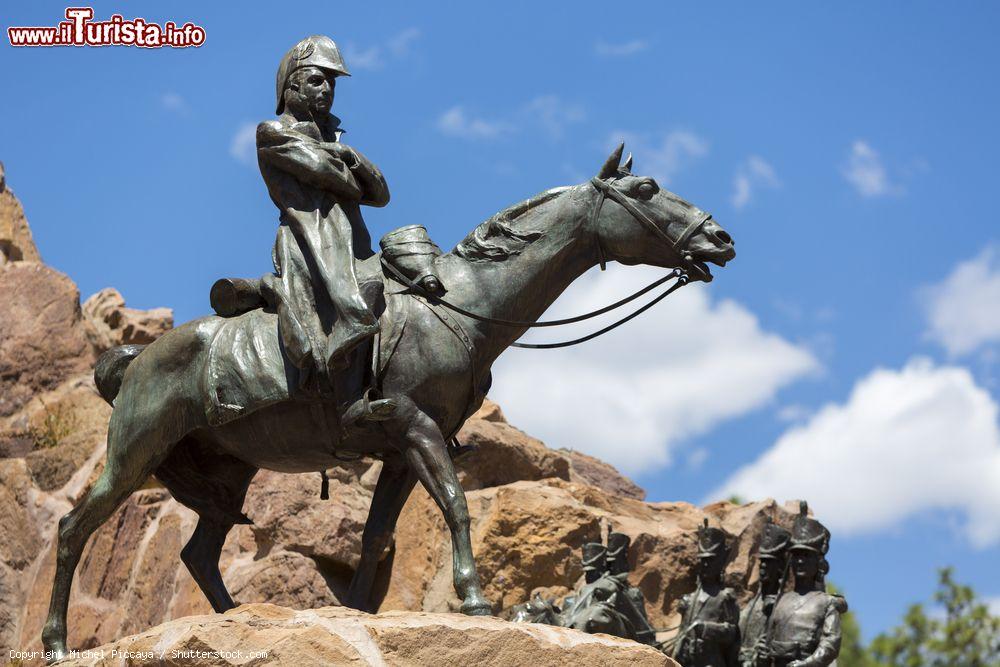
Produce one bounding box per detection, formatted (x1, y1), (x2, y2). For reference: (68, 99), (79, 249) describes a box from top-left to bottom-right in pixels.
(256, 112), (389, 374)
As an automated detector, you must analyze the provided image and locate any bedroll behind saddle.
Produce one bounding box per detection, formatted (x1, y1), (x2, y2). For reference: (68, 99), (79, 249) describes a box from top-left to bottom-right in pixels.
(209, 224), (443, 318)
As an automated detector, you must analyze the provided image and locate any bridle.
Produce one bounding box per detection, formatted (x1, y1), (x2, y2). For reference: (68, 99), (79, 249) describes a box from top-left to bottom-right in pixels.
(589, 175), (713, 281)
(380, 176), (714, 349)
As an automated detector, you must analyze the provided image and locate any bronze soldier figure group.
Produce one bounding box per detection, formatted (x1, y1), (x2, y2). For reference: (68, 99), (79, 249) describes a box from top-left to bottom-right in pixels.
(514, 506), (846, 667)
(509, 529), (657, 645)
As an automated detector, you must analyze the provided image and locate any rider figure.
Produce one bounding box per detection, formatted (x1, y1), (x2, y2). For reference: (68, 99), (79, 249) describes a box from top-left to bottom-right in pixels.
(257, 35), (395, 425)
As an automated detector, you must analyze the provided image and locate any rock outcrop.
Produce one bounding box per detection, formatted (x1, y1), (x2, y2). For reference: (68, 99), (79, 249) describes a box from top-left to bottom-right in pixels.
(0, 167), (174, 654)
(380, 477), (797, 628)
(0, 161), (41, 264)
(81, 288), (173, 350)
(56, 604), (675, 666)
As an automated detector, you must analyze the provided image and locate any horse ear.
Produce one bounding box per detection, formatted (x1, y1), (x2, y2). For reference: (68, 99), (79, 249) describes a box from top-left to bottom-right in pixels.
(598, 142), (625, 179)
(622, 152), (633, 173)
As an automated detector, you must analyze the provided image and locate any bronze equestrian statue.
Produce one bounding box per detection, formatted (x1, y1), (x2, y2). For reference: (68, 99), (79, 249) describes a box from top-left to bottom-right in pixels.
(41, 34), (736, 660)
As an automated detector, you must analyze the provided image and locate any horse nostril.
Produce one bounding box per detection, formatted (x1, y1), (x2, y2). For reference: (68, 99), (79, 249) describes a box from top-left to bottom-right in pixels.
(715, 230), (732, 245)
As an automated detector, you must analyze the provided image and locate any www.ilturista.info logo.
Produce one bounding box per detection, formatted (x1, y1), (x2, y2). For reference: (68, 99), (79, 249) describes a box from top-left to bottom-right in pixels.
(7, 7), (205, 48)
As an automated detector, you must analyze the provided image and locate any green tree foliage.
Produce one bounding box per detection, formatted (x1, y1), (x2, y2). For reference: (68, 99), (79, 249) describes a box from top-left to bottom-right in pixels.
(831, 583), (878, 667)
(844, 567), (1000, 667)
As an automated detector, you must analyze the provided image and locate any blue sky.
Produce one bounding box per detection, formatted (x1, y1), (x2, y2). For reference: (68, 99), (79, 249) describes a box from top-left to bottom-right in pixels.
(4, 1), (1000, 640)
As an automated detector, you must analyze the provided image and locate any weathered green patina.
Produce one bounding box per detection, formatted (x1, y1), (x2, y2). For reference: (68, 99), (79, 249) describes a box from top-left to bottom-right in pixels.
(41, 36), (735, 660)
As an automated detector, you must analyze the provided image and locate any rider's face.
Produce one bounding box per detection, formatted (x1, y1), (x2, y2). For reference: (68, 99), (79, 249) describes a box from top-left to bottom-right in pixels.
(290, 66), (334, 115)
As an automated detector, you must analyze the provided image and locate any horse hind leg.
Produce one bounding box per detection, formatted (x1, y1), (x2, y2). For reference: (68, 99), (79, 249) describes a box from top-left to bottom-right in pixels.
(41, 423), (174, 660)
(181, 518), (238, 612)
(156, 436), (258, 612)
(345, 456), (416, 612)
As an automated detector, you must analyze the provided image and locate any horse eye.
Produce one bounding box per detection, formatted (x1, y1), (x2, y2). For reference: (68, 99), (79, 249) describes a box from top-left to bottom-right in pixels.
(636, 181), (656, 198)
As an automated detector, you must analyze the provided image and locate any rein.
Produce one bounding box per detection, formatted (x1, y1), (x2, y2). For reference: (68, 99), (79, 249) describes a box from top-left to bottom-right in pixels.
(380, 177), (706, 349)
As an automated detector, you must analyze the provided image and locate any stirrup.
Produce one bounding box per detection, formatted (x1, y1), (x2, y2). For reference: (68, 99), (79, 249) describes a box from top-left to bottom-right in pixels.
(341, 388), (398, 427)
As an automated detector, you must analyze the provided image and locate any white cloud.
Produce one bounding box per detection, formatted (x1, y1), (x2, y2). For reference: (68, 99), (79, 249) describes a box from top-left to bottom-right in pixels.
(343, 45), (382, 70)
(732, 156), (780, 209)
(611, 130), (709, 185)
(842, 140), (900, 197)
(776, 404), (812, 423)
(711, 358), (1000, 548)
(387, 27), (421, 57)
(524, 95), (585, 139)
(595, 39), (649, 57)
(343, 27), (421, 71)
(686, 447), (710, 472)
(436, 106), (512, 140)
(923, 247), (1000, 357)
(160, 92), (188, 115)
(438, 96), (584, 141)
(230, 122), (257, 165)
(489, 265), (819, 475)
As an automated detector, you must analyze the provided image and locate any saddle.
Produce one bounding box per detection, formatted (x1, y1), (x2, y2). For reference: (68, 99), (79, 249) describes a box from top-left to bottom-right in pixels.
(202, 226), (444, 427)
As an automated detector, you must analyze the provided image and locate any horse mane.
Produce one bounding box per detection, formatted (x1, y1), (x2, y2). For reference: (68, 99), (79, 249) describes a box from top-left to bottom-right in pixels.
(454, 186), (572, 262)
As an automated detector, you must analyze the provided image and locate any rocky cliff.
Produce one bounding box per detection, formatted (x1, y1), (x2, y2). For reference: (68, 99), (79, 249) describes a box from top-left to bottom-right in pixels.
(0, 164), (796, 663)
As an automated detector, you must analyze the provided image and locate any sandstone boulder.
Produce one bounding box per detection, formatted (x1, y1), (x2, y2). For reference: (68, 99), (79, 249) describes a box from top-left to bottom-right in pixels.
(0, 263), (94, 424)
(0, 162), (41, 263)
(56, 604), (675, 667)
(81, 288), (173, 351)
(457, 400), (644, 499)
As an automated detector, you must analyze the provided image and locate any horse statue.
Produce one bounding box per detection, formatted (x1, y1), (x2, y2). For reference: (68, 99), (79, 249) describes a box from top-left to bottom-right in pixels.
(42, 143), (735, 659)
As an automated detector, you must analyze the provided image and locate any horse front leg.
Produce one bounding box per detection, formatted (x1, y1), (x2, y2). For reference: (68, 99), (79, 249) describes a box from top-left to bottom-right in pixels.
(346, 456), (416, 612)
(390, 409), (492, 615)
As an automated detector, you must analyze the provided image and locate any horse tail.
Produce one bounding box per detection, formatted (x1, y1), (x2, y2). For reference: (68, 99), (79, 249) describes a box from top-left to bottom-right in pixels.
(94, 344), (146, 405)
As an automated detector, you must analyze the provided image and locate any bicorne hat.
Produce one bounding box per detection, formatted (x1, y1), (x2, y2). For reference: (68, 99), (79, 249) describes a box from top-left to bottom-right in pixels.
(275, 35), (351, 114)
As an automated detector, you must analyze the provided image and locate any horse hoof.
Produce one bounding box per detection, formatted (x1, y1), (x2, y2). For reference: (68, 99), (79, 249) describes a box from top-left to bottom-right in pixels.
(460, 598), (493, 616)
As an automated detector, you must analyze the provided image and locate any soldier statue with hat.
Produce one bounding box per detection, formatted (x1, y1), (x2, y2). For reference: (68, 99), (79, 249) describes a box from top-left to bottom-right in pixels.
(558, 531), (656, 645)
(244, 35), (395, 427)
(582, 541), (609, 584)
(605, 530), (657, 645)
(671, 519), (740, 667)
(553, 542), (607, 614)
(738, 518), (791, 666)
(761, 502), (847, 667)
